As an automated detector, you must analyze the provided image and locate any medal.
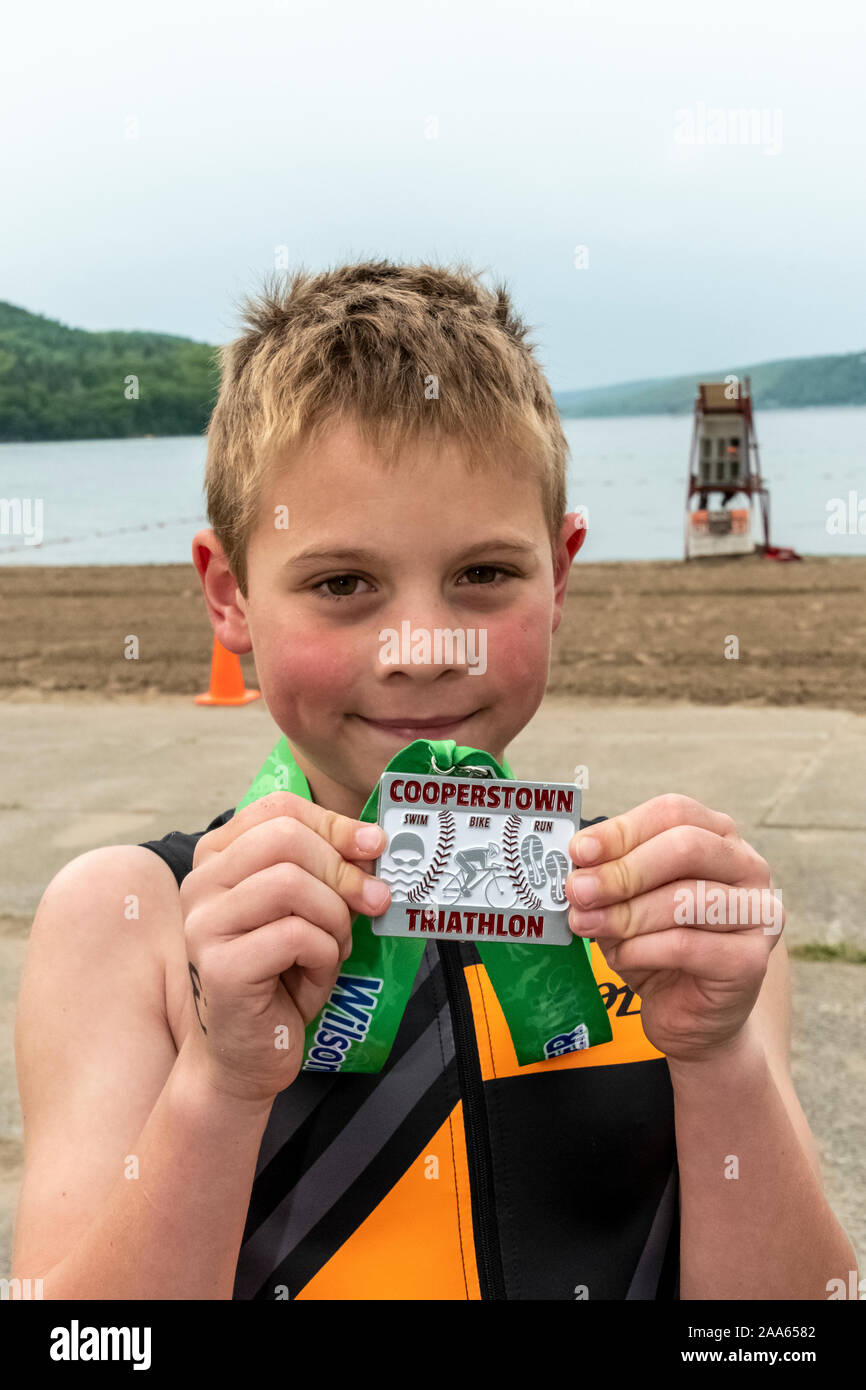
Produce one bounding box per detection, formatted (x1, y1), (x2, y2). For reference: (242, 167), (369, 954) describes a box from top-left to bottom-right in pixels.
(236, 735), (612, 1071)
(371, 770), (581, 945)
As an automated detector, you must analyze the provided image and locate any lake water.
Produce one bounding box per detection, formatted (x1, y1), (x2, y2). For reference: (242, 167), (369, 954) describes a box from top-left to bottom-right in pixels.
(1, 406), (863, 565)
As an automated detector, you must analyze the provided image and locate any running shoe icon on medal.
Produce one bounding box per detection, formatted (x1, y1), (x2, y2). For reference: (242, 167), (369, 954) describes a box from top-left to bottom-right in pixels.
(519, 834), (571, 904)
(370, 770), (584, 946)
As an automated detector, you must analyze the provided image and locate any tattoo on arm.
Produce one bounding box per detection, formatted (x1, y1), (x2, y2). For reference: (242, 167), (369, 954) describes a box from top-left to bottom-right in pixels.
(188, 961), (207, 1034)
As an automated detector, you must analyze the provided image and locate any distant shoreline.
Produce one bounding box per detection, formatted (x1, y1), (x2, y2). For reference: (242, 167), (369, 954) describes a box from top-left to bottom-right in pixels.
(2, 396), (866, 447)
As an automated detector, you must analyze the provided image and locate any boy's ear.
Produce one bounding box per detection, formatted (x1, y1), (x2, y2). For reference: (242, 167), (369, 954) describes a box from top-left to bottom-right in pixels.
(191, 529), (252, 655)
(564, 510), (588, 562)
(551, 511), (587, 632)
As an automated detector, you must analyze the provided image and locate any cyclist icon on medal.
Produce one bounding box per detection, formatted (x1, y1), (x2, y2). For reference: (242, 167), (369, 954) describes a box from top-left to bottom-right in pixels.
(445, 840), (515, 907)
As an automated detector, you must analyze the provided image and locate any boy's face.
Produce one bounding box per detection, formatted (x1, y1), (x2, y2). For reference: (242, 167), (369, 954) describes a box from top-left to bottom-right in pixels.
(197, 416), (576, 819)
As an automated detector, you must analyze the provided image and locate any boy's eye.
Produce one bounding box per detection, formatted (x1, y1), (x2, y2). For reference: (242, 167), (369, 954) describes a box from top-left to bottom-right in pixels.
(314, 574), (372, 600)
(458, 565), (510, 586)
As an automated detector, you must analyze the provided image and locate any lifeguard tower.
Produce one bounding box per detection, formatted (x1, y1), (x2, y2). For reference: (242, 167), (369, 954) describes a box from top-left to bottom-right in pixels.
(684, 376), (771, 560)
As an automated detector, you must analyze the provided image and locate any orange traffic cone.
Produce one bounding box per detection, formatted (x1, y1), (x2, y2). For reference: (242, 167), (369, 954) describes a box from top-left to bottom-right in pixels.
(195, 637), (261, 706)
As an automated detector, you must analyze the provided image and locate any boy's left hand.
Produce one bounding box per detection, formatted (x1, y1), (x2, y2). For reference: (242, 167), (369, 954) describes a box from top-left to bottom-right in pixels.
(566, 794), (784, 1065)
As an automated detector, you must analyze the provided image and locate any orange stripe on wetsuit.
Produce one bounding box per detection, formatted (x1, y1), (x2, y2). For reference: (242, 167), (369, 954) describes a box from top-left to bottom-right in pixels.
(295, 944), (663, 1298)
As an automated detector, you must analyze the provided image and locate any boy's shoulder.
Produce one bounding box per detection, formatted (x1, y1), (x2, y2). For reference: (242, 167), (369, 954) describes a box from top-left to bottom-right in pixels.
(34, 806), (233, 1060)
(131, 807), (236, 1047)
(136, 807), (236, 888)
(38, 838), (185, 943)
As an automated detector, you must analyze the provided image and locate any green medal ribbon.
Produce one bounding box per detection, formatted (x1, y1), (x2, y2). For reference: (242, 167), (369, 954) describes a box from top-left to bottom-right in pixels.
(236, 735), (612, 1072)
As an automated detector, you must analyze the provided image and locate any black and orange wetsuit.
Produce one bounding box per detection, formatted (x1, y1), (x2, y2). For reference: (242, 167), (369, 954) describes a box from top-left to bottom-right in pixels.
(140, 808), (680, 1300)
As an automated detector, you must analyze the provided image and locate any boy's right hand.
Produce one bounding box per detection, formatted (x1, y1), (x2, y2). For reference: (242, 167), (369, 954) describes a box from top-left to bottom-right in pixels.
(178, 792), (391, 1104)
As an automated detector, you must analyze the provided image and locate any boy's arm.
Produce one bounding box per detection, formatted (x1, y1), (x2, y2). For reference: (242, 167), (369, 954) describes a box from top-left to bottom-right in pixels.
(748, 936), (824, 1181)
(11, 845), (272, 1300)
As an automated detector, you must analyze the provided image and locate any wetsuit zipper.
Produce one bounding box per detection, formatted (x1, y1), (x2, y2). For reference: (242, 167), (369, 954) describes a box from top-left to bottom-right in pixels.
(437, 940), (507, 1300)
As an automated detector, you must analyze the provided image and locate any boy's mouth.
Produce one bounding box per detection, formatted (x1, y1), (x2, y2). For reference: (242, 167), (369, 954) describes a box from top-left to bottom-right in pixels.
(356, 711), (480, 741)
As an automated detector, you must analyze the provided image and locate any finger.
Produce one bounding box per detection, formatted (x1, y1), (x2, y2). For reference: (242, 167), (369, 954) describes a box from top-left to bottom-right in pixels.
(219, 916), (343, 989)
(285, 966), (344, 1027)
(569, 794), (737, 869)
(596, 924), (772, 984)
(569, 879), (785, 941)
(191, 813), (391, 919)
(192, 860), (353, 953)
(566, 823), (768, 909)
(193, 791), (386, 870)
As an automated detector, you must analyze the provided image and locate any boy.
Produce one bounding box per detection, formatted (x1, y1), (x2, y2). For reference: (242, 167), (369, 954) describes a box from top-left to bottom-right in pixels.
(11, 261), (857, 1300)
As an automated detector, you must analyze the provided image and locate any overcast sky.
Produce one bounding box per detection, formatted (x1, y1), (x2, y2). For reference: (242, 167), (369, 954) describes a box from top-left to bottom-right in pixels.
(2, 0), (863, 390)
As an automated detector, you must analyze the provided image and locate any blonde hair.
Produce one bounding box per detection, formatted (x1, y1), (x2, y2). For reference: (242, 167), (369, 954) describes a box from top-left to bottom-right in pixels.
(204, 259), (568, 594)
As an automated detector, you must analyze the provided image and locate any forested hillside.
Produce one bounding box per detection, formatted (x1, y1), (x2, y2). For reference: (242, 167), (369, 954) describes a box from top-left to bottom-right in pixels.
(0, 301), (219, 441)
(555, 350), (866, 417)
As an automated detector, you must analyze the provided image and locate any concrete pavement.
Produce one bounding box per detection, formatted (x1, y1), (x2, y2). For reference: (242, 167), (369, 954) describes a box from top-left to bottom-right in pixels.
(1, 694), (863, 1285)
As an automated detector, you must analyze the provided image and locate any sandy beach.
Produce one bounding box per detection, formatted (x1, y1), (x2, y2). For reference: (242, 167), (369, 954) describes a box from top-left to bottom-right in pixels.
(2, 553), (865, 709)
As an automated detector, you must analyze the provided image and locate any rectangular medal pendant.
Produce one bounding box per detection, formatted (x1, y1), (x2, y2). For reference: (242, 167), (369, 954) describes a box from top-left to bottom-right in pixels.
(370, 771), (581, 945)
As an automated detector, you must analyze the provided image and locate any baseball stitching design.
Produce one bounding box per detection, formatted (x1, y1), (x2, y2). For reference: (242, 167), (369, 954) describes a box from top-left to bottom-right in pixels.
(503, 813), (543, 910)
(407, 810), (456, 903)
